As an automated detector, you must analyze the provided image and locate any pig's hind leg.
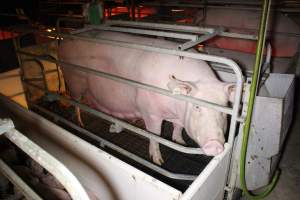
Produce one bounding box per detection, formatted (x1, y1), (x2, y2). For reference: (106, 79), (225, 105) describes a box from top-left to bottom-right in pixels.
(75, 105), (84, 127)
(143, 116), (164, 165)
(66, 83), (87, 127)
(172, 123), (186, 145)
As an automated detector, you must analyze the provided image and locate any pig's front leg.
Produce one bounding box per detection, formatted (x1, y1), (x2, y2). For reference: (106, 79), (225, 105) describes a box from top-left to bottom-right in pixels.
(75, 106), (84, 127)
(172, 124), (186, 145)
(144, 116), (164, 165)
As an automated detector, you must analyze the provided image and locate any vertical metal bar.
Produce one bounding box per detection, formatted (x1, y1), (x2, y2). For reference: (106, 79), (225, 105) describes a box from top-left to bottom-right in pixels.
(0, 159), (43, 200)
(12, 36), (31, 105)
(22, 58), (49, 93)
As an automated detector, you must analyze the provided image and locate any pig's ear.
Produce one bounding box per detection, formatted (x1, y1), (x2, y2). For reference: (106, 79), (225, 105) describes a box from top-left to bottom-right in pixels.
(224, 83), (236, 103)
(167, 75), (196, 95)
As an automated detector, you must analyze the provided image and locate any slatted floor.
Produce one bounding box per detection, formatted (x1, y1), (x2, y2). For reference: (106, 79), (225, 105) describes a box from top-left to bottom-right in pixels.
(34, 100), (212, 192)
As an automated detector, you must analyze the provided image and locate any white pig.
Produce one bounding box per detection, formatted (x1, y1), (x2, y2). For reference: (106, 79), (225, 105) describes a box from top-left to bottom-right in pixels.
(58, 31), (236, 165)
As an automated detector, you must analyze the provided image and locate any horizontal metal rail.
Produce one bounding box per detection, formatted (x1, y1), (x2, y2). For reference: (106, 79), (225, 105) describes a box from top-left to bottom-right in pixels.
(24, 80), (204, 155)
(86, 24), (199, 41)
(178, 28), (223, 50)
(104, 20), (257, 40)
(0, 158), (43, 200)
(18, 50), (233, 115)
(105, 20), (215, 34)
(16, 28), (244, 83)
(1, 119), (90, 200)
(30, 102), (198, 180)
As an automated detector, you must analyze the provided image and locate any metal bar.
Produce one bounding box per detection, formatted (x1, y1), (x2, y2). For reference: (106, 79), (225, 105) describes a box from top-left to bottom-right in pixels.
(97, 20), (300, 39)
(24, 80), (204, 155)
(105, 20), (257, 40)
(105, 20), (215, 34)
(12, 37), (32, 106)
(8, 91), (25, 98)
(0, 73), (20, 80)
(178, 28), (223, 50)
(21, 58), (49, 93)
(30, 102), (198, 181)
(85, 25), (199, 41)
(18, 50), (233, 115)
(0, 159), (43, 200)
(3, 121), (90, 200)
(0, 118), (14, 135)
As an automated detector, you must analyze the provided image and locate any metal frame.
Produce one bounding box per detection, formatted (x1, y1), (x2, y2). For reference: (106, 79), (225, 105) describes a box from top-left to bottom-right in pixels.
(28, 102), (198, 181)
(104, 20), (258, 40)
(86, 24), (199, 41)
(14, 26), (244, 181)
(0, 118), (90, 200)
(0, 159), (43, 200)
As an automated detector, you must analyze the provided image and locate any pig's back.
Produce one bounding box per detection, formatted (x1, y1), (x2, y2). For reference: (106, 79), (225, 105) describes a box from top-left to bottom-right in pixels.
(58, 31), (218, 118)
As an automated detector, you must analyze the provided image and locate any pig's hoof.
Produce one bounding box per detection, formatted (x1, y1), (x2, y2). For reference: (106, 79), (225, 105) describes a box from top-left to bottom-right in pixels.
(202, 140), (224, 156)
(149, 150), (164, 165)
(109, 123), (123, 133)
(172, 136), (186, 145)
(78, 121), (84, 128)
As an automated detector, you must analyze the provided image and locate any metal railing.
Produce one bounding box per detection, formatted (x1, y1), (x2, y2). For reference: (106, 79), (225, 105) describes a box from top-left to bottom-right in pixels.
(104, 20), (258, 40)
(0, 118), (90, 200)
(14, 26), (244, 180)
(0, 158), (43, 200)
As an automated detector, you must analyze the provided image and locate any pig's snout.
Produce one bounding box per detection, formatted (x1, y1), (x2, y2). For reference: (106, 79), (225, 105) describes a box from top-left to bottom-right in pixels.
(202, 140), (224, 156)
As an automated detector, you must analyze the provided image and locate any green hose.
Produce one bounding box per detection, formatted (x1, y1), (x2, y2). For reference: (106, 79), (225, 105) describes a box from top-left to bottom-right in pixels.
(240, 0), (280, 199)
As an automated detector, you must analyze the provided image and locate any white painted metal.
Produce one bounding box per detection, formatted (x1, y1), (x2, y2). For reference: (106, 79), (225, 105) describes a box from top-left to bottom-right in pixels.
(234, 74), (295, 190)
(28, 102), (199, 181)
(0, 118), (91, 200)
(0, 94), (182, 200)
(181, 144), (231, 200)
(0, 92), (232, 200)
(0, 158), (43, 200)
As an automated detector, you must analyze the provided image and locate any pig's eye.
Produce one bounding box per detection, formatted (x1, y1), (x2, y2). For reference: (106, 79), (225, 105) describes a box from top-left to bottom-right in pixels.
(193, 105), (201, 112)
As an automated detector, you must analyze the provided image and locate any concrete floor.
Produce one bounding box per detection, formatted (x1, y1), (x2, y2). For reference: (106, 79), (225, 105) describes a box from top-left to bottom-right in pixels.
(266, 83), (300, 200)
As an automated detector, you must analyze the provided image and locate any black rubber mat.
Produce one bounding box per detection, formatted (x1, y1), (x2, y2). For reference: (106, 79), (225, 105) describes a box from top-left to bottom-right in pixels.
(33, 100), (212, 192)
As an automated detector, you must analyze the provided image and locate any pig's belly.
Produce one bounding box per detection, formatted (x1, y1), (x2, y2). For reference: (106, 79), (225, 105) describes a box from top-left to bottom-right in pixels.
(87, 76), (141, 119)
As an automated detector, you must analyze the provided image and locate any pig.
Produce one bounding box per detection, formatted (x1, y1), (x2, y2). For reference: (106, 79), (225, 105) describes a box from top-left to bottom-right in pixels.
(58, 31), (236, 165)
